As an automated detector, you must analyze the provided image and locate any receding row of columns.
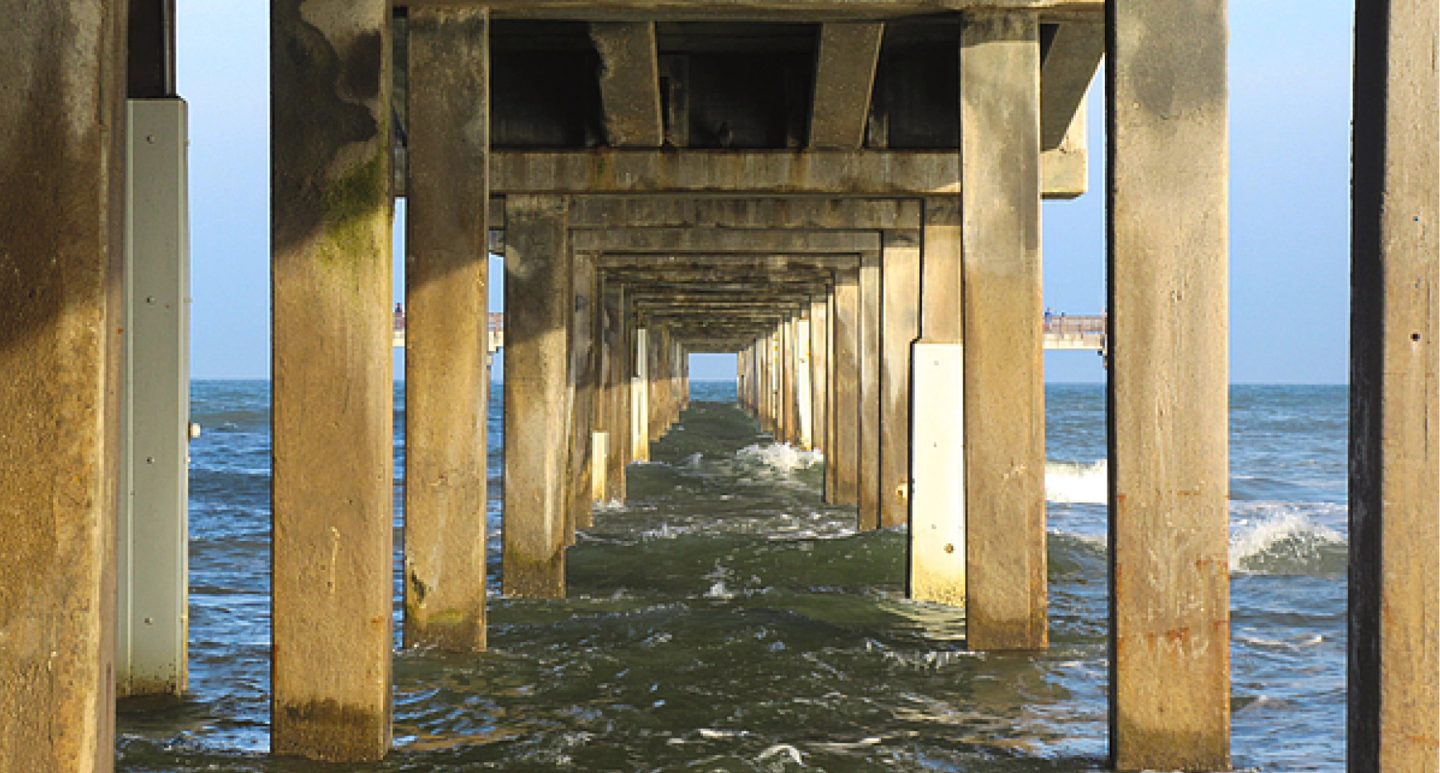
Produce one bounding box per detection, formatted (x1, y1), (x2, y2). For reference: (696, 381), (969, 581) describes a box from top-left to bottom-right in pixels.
(4, 1), (1435, 772)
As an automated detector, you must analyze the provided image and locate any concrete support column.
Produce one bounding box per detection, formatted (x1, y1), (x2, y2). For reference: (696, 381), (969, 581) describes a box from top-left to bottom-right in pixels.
(754, 339), (766, 420)
(880, 232), (919, 528)
(0, 4), (125, 769)
(1349, 1), (1439, 771)
(795, 313), (814, 450)
(648, 326), (666, 442)
(119, 97), (191, 697)
(771, 329), (784, 436)
(760, 328), (771, 431)
(810, 296), (831, 461)
(823, 293), (839, 503)
(598, 281), (628, 501)
(569, 251), (597, 531)
(631, 327), (651, 462)
(1109, 0), (1230, 768)
(961, 11), (1047, 651)
(832, 270), (862, 505)
(271, 0), (393, 760)
(681, 344), (690, 409)
(858, 250), (883, 529)
(402, 6), (490, 653)
(783, 316), (794, 443)
(909, 199), (965, 606)
(503, 195), (572, 598)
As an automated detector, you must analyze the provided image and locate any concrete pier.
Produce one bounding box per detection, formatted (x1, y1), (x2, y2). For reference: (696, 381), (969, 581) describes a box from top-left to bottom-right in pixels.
(1108, 0), (1231, 768)
(569, 251), (598, 531)
(503, 195), (572, 598)
(858, 250), (883, 529)
(831, 270), (862, 506)
(809, 296), (832, 464)
(1348, 1), (1439, 770)
(879, 233), (919, 528)
(271, 0), (394, 760)
(402, 7), (490, 652)
(960, 11), (1047, 651)
(598, 281), (629, 502)
(0, 4), (125, 769)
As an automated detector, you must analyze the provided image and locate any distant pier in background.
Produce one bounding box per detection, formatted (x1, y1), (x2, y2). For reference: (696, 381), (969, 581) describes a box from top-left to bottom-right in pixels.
(392, 310), (1106, 354)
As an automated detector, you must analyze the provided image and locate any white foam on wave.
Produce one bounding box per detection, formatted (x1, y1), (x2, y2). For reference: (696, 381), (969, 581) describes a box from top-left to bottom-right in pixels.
(1046, 460), (1108, 504)
(1230, 503), (1346, 575)
(735, 443), (823, 474)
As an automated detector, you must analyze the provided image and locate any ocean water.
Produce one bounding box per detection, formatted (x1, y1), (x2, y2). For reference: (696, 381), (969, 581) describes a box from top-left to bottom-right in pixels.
(117, 381), (1347, 772)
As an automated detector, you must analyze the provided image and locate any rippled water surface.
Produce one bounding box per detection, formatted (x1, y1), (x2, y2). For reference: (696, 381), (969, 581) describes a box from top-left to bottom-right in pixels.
(117, 381), (1346, 772)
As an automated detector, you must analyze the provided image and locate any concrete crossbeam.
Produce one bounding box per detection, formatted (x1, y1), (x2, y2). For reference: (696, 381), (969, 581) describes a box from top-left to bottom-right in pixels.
(1040, 21), (1103, 151)
(490, 150), (1085, 197)
(810, 23), (885, 149)
(573, 228), (881, 254)
(566, 197), (922, 230)
(590, 23), (664, 147)
(395, 0), (1103, 23)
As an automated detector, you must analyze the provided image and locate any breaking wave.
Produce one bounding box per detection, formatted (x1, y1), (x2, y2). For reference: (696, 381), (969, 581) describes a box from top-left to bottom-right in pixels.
(1045, 460), (1108, 504)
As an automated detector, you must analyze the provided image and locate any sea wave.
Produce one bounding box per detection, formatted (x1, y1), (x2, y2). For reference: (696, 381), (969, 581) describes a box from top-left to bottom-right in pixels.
(734, 443), (823, 474)
(1045, 460), (1107, 504)
(1230, 503), (1347, 576)
(1048, 502), (1348, 577)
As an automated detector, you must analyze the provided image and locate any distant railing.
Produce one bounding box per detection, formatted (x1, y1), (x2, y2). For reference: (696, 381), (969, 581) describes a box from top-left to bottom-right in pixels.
(1043, 313), (1106, 351)
(392, 308), (505, 352)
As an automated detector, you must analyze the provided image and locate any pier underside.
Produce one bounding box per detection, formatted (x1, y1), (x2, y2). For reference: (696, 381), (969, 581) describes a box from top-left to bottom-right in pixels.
(0, 0), (1435, 771)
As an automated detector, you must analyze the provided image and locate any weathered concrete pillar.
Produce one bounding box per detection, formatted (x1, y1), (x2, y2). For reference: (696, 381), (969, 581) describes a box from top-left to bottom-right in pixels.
(631, 326), (650, 462)
(119, 97), (191, 698)
(648, 326), (666, 442)
(271, 0), (393, 760)
(1109, 0), (1230, 768)
(598, 281), (628, 501)
(777, 315), (800, 440)
(0, 4), (125, 769)
(568, 250), (597, 531)
(880, 232), (919, 528)
(858, 250), (883, 529)
(403, 6), (489, 653)
(960, 11), (1047, 651)
(752, 338), (764, 420)
(909, 199), (965, 606)
(681, 344), (690, 409)
(771, 328), (784, 436)
(1349, 1), (1439, 771)
(809, 296), (831, 461)
(795, 313), (814, 450)
(503, 195), (572, 598)
(823, 293), (839, 503)
(759, 331), (774, 432)
(832, 270), (862, 505)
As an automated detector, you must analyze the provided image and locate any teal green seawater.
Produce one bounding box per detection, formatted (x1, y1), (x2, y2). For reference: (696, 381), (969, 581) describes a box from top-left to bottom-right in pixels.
(117, 382), (1346, 772)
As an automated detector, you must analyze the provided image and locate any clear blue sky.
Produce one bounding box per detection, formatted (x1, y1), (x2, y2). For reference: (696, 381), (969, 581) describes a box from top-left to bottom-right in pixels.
(180, 1), (1353, 384)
